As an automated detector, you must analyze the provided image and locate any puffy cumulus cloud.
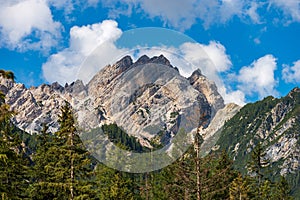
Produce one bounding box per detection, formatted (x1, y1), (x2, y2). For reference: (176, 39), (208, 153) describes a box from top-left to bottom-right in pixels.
(0, 0), (61, 51)
(237, 54), (278, 98)
(222, 89), (246, 106)
(269, 0), (300, 23)
(42, 20), (126, 84)
(282, 60), (300, 83)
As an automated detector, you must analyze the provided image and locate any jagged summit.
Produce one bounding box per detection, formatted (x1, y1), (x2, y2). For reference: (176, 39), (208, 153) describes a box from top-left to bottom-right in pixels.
(188, 69), (203, 85)
(135, 55), (150, 65)
(122, 54), (178, 72)
(188, 68), (225, 117)
(0, 54), (225, 147)
(115, 55), (133, 70)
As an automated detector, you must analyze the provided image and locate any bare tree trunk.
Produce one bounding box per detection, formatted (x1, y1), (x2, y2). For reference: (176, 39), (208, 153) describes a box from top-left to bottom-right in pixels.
(70, 131), (74, 200)
(195, 131), (201, 200)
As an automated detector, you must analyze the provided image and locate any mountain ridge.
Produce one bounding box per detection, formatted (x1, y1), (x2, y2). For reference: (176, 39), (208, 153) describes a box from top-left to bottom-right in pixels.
(0, 55), (225, 148)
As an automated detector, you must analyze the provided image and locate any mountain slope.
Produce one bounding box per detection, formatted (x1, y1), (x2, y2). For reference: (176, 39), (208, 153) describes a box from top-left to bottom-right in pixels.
(216, 87), (300, 197)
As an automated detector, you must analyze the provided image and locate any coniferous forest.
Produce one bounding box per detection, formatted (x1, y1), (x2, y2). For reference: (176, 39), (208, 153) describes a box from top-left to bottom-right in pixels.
(0, 92), (294, 199)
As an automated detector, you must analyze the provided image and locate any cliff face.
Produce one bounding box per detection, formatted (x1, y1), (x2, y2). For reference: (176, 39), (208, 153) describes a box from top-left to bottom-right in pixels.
(0, 55), (224, 147)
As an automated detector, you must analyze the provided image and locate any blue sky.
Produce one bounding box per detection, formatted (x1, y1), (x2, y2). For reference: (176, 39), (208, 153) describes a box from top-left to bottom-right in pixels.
(0, 0), (300, 105)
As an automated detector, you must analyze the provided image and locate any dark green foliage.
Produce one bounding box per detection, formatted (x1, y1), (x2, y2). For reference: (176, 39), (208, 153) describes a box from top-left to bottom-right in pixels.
(95, 164), (134, 200)
(161, 147), (237, 200)
(0, 92), (30, 199)
(217, 88), (300, 198)
(102, 123), (148, 152)
(0, 69), (15, 82)
(29, 103), (96, 200)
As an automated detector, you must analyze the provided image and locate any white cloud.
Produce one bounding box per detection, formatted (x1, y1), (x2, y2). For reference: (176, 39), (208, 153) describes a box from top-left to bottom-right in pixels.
(237, 54), (278, 98)
(100, 0), (300, 29)
(100, 0), (252, 30)
(0, 0), (61, 51)
(269, 0), (300, 23)
(223, 89), (246, 106)
(42, 20), (126, 84)
(247, 2), (261, 24)
(179, 41), (232, 88)
(282, 60), (300, 83)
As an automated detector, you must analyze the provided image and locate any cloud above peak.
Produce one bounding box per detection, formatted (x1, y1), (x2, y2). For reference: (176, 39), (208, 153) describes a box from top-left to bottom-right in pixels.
(42, 20), (125, 84)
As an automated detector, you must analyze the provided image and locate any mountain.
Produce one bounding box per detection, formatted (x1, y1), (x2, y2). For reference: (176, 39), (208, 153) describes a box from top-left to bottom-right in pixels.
(216, 87), (300, 197)
(1, 55), (299, 197)
(0, 55), (224, 147)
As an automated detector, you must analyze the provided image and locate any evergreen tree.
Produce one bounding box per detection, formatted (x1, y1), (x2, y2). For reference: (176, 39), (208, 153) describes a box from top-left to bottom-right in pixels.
(229, 173), (251, 200)
(247, 142), (269, 197)
(0, 91), (30, 199)
(273, 176), (294, 200)
(96, 164), (134, 200)
(30, 102), (96, 199)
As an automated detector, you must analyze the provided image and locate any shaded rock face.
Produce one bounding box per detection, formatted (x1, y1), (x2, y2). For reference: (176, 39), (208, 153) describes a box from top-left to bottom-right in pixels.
(0, 55), (224, 146)
(188, 69), (225, 118)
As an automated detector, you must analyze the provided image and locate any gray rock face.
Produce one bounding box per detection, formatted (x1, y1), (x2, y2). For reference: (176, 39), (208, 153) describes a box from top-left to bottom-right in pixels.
(0, 55), (224, 147)
(188, 69), (225, 118)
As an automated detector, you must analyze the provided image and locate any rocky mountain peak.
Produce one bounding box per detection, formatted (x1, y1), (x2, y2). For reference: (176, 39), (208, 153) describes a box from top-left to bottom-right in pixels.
(133, 54), (178, 71)
(188, 69), (203, 85)
(149, 54), (171, 66)
(188, 69), (224, 117)
(135, 55), (150, 65)
(288, 87), (300, 98)
(115, 55), (133, 71)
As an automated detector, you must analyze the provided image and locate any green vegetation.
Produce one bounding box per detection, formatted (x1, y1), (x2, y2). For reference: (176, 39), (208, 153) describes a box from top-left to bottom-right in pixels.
(102, 123), (148, 153)
(217, 88), (300, 199)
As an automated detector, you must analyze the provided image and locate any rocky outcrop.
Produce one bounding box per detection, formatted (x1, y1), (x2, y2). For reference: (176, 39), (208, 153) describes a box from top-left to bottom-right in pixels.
(189, 69), (225, 118)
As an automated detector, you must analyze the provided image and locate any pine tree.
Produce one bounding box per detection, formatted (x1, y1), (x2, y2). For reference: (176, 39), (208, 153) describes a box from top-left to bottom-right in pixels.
(30, 102), (96, 199)
(247, 142), (269, 197)
(260, 179), (273, 200)
(96, 164), (134, 200)
(273, 176), (293, 200)
(0, 91), (30, 199)
(229, 173), (251, 200)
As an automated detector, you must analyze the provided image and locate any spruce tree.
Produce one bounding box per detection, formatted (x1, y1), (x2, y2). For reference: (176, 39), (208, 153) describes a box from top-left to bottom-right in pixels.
(96, 164), (134, 200)
(229, 173), (251, 200)
(0, 91), (30, 199)
(273, 176), (293, 200)
(247, 142), (269, 197)
(30, 102), (96, 199)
